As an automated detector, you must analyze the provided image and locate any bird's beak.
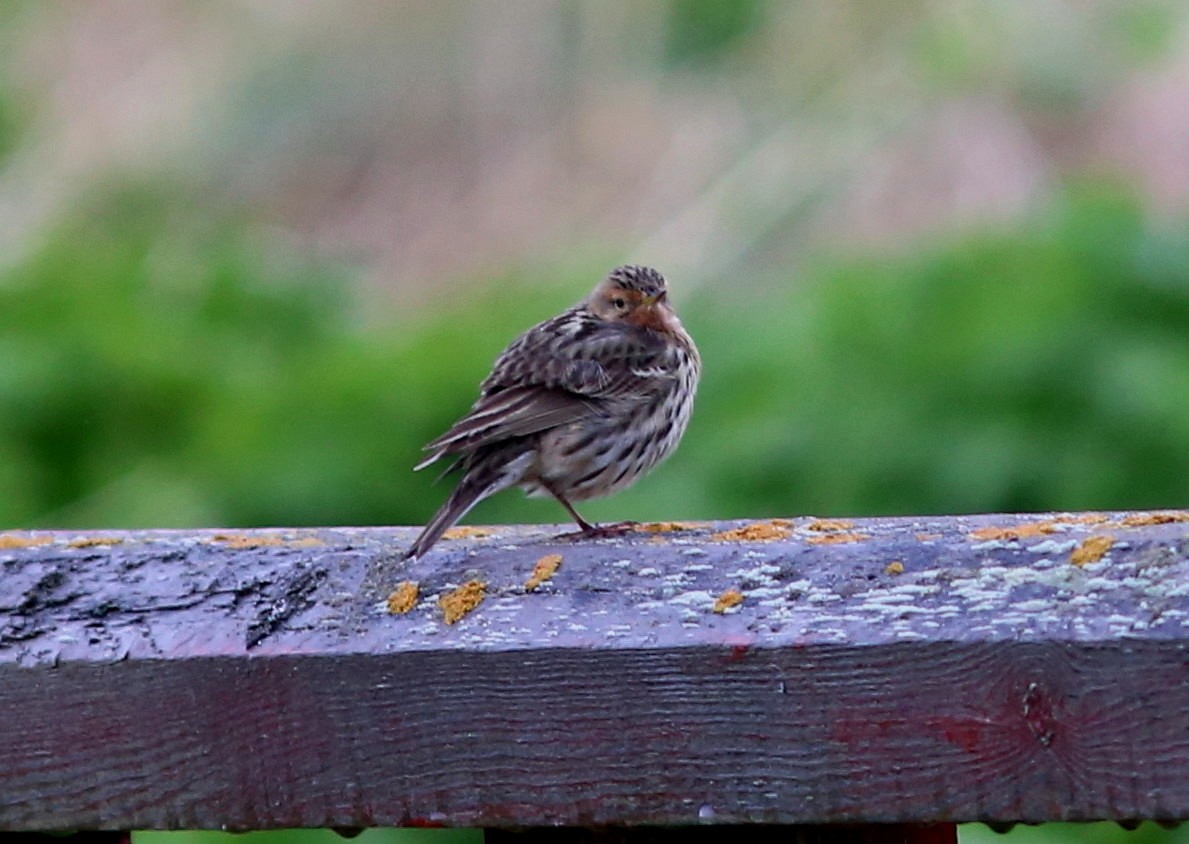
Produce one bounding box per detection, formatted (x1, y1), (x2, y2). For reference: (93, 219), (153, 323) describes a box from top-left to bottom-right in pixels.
(631, 289), (677, 332)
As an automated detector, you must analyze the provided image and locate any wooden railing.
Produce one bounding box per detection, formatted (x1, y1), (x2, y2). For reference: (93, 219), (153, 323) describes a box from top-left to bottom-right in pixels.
(2, 511), (1187, 842)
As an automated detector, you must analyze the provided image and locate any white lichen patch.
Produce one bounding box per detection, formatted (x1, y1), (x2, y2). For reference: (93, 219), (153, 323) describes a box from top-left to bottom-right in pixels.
(666, 590), (718, 609)
(861, 591), (924, 604)
(727, 563), (782, 580)
(1026, 539), (1079, 555)
(890, 582), (940, 594)
(1107, 613), (1140, 628)
(971, 540), (1012, 551)
(1012, 599), (1058, 613)
(866, 604), (936, 616)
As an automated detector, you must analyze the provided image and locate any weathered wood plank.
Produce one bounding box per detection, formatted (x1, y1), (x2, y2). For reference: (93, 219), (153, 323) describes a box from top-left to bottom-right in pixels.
(0, 511), (1186, 830)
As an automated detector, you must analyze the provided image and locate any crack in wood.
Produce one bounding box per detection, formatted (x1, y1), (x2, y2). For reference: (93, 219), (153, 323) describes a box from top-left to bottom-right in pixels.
(244, 564), (329, 648)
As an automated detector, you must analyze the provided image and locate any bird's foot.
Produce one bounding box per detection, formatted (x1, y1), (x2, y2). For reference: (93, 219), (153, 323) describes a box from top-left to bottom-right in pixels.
(555, 520), (639, 541)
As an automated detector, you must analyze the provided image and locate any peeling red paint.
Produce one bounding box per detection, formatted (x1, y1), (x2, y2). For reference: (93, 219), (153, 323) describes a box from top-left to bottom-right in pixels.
(402, 817), (446, 828)
(934, 718), (985, 754)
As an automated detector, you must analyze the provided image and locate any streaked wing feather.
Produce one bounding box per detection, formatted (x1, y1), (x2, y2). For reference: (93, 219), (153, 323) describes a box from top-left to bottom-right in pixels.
(484, 313), (672, 399)
(415, 387), (596, 469)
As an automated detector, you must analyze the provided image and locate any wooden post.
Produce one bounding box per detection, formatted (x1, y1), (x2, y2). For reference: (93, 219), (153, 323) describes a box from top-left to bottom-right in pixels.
(1, 511), (1186, 832)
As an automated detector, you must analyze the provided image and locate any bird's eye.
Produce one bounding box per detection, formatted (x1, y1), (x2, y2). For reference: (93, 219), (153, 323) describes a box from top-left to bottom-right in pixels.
(612, 297), (627, 310)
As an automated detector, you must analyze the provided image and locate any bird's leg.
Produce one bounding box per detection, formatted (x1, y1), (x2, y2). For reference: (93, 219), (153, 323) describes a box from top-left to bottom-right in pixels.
(544, 483), (637, 540)
(551, 488), (596, 533)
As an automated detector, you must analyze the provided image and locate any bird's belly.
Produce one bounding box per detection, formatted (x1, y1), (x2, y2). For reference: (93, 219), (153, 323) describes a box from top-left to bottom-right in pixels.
(525, 384), (694, 501)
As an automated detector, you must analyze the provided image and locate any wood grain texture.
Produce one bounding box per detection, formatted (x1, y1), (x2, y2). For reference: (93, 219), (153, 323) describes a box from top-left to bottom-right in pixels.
(0, 512), (1186, 830)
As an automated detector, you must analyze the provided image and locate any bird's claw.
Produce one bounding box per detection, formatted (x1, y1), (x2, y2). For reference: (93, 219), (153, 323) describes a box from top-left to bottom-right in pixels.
(555, 520), (639, 541)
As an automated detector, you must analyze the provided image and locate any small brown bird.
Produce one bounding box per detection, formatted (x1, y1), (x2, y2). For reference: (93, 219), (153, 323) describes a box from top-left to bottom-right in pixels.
(405, 265), (700, 559)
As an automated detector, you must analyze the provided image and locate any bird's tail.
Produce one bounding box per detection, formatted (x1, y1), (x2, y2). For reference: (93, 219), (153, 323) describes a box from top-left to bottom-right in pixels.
(404, 465), (509, 560)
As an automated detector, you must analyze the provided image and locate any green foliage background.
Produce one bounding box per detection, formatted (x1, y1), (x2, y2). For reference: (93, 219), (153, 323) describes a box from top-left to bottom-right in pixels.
(3, 183), (1185, 534)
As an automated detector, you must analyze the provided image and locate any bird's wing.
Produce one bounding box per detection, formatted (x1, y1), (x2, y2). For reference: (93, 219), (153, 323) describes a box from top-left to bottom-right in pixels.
(482, 310), (673, 398)
(416, 310), (675, 470)
(415, 386), (596, 470)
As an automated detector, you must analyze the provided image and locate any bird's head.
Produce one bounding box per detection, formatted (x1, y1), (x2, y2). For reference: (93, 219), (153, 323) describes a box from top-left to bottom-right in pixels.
(587, 265), (681, 333)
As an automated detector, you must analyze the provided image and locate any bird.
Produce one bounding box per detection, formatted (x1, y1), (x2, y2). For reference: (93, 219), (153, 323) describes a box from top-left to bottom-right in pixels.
(404, 264), (700, 559)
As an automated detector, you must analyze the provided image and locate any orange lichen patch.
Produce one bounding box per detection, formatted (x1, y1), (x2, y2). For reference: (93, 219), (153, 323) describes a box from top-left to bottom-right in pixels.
(885, 561), (905, 575)
(209, 533), (286, 548)
(386, 581), (420, 614)
(806, 532), (869, 545)
(66, 536), (124, 549)
(635, 521), (707, 533)
(525, 554), (562, 592)
(713, 589), (744, 614)
(208, 533), (322, 549)
(1055, 513), (1110, 526)
(969, 522), (1058, 542)
(1070, 535), (1114, 567)
(442, 526), (493, 540)
(1120, 511), (1189, 527)
(915, 533), (941, 542)
(970, 514), (1118, 543)
(0, 534), (53, 549)
(710, 521), (792, 542)
(806, 518), (854, 532)
(439, 580), (486, 624)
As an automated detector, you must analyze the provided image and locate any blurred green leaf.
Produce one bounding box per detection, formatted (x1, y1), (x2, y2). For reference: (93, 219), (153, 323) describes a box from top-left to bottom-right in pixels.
(1111, 2), (1179, 62)
(961, 822), (1189, 844)
(665, 0), (767, 65)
